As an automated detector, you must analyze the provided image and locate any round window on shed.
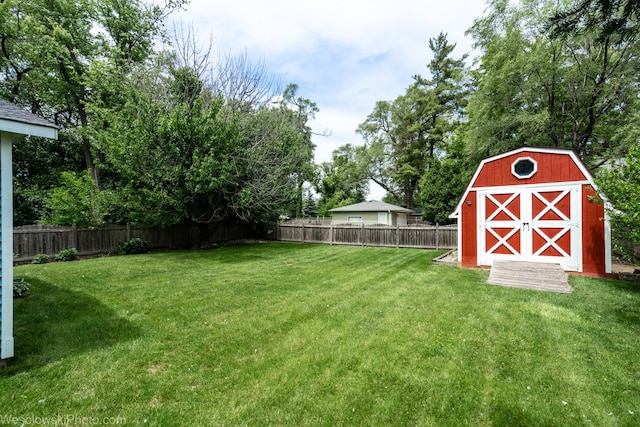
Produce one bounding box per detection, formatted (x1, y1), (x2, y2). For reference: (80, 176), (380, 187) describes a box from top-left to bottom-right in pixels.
(511, 157), (537, 179)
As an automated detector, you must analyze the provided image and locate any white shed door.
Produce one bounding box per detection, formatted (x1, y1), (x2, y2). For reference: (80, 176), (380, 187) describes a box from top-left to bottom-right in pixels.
(478, 185), (581, 271)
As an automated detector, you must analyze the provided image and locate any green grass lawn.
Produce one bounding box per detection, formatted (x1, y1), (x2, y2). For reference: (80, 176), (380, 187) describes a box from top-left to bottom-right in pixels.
(1, 242), (639, 426)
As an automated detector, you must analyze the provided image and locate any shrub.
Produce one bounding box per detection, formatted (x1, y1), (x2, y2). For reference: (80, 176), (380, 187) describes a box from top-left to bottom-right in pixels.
(597, 144), (640, 263)
(117, 238), (150, 255)
(55, 248), (79, 262)
(32, 253), (49, 264)
(43, 170), (111, 228)
(13, 278), (30, 298)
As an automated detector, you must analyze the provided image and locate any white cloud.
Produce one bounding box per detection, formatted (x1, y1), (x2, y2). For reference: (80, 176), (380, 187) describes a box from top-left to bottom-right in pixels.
(311, 108), (363, 162)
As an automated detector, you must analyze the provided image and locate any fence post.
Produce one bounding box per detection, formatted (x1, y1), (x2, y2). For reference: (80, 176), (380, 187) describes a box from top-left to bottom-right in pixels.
(361, 223), (365, 247)
(436, 223), (440, 250)
(329, 224), (333, 245)
(301, 223), (305, 243)
(72, 223), (78, 250)
(126, 222), (131, 241)
(396, 224), (400, 248)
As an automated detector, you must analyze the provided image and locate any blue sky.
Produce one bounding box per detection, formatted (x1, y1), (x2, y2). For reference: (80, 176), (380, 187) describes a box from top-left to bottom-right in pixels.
(171, 0), (489, 199)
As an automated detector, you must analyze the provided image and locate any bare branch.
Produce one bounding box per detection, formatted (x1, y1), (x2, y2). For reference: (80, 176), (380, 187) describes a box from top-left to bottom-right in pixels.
(210, 50), (281, 109)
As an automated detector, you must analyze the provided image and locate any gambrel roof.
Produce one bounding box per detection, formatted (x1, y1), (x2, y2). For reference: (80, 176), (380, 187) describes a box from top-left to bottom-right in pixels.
(450, 147), (594, 219)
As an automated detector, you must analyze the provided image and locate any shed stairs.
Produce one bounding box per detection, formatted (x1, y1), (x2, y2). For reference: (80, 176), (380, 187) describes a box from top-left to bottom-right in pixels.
(488, 260), (572, 294)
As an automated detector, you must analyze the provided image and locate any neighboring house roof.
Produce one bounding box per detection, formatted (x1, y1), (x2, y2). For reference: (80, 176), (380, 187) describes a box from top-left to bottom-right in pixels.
(0, 99), (58, 139)
(330, 200), (413, 213)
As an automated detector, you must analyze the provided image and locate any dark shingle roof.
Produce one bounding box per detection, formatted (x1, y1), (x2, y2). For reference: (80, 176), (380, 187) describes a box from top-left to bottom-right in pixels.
(0, 100), (58, 129)
(330, 200), (413, 213)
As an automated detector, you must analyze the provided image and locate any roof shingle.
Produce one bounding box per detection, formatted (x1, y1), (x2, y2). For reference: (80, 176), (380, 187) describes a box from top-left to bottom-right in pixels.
(0, 100), (58, 129)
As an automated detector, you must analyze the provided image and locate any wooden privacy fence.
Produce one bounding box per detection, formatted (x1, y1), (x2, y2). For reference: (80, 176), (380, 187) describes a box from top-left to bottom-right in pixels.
(13, 222), (458, 263)
(13, 222), (254, 263)
(273, 223), (457, 250)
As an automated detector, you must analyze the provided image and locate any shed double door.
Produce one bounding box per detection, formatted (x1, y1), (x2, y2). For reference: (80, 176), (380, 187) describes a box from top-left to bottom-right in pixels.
(477, 184), (582, 271)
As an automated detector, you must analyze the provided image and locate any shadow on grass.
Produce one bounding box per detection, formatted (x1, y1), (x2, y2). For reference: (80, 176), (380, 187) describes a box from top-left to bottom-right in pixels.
(4, 278), (141, 375)
(608, 277), (640, 293)
(610, 279), (640, 326)
(575, 276), (640, 331)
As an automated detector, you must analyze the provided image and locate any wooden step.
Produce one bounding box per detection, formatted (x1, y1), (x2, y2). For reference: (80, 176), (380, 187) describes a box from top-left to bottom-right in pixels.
(488, 260), (572, 293)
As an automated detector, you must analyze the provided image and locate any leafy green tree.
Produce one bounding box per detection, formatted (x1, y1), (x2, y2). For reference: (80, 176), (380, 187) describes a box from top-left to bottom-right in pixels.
(95, 55), (317, 227)
(0, 0), (185, 186)
(279, 84), (318, 218)
(95, 62), (237, 226)
(357, 33), (468, 208)
(419, 157), (469, 224)
(1, 0), (186, 225)
(231, 89), (317, 222)
(596, 144), (640, 263)
(314, 144), (369, 216)
(13, 133), (85, 225)
(466, 0), (640, 168)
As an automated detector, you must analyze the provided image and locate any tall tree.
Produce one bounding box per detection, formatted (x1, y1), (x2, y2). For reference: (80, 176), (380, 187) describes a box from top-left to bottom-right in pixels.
(0, 0), (186, 186)
(547, 0), (640, 40)
(357, 33), (467, 208)
(96, 61), (238, 226)
(95, 53), (317, 227)
(547, 0), (640, 262)
(231, 88), (317, 222)
(418, 135), (470, 224)
(465, 0), (640, 168)
(279, 83), (318, 218)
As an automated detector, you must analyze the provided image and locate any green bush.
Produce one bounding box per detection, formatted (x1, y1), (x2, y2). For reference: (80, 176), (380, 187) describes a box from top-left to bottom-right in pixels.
(32, 253), (49, 264)
(55, 248), (79, 262)
(596, 144), (640, 263)
(117, 238), (150, 255)
(43, 170), (111, 228)
(13, 278), (30, 298)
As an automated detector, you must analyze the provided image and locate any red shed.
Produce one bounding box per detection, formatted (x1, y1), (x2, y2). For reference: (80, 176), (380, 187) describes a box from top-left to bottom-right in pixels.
(450, 147), (611, 276)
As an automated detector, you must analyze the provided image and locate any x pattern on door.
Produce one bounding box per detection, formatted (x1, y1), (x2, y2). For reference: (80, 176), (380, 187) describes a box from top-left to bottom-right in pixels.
(531, 190), (572, 258)
(479, 185), (580, 270)
(484, 192), (521, 256)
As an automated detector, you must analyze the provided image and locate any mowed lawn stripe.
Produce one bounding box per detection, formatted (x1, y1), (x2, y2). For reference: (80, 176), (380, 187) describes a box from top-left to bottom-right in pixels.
(2, 242), (639, 426)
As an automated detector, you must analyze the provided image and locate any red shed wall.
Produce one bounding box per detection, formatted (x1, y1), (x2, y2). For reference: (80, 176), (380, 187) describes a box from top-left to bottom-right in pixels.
(581, 185), (607, 275)
(473, 151), (587, 188)
(460, 190), (477, 267)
